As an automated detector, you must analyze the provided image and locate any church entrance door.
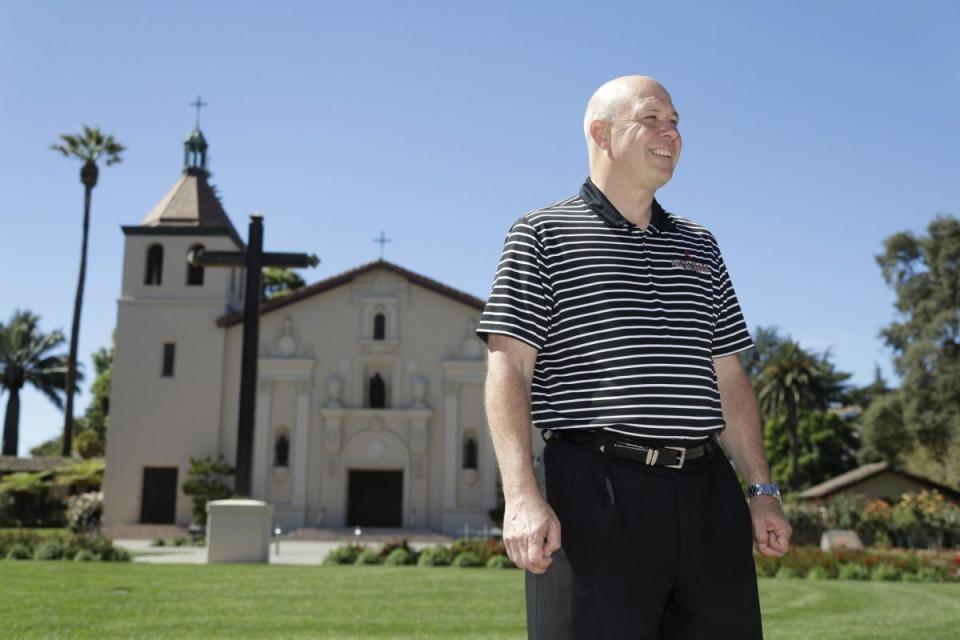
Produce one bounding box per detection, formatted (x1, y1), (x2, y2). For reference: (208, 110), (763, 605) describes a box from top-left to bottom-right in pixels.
(347, 470), (402, 527)
(139, 467), (178, 524)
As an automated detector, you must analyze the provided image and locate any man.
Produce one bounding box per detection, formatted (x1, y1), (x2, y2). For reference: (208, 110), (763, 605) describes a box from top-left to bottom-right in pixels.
(476, 76), (791, 639)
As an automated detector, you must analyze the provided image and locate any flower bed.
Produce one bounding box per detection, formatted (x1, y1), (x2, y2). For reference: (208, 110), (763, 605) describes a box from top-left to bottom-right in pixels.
(783, 489), (960, 550)
(753, 545), (959, 582)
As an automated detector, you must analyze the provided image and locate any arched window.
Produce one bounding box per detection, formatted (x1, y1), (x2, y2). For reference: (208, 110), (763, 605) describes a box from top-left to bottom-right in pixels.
(274, 432), (290, 468)
(463, 435), (478, 470)
(145, 244), (164, 285)
(186, 244), (205, 286)
(373, 312), (386, 340)
(368, 373), (386, 408)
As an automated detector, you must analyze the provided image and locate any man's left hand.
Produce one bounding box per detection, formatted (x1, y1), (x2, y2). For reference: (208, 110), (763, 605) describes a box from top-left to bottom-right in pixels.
(748, 496), (791, 556)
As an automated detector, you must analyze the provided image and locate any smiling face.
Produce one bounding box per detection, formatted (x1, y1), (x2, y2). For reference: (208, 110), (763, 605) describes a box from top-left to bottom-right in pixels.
(587, 78), (683, 191)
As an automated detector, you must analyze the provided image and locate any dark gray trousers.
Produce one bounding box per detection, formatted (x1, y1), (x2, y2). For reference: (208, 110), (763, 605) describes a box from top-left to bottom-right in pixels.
(525, 437), (763, 640)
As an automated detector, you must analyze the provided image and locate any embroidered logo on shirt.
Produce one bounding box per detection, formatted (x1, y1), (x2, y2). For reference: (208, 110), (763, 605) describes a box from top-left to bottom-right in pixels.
(672, 250), (711, 274)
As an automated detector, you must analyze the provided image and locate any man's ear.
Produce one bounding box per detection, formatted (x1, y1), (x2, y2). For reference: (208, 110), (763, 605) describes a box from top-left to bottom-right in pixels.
(589, 120), (609, 150)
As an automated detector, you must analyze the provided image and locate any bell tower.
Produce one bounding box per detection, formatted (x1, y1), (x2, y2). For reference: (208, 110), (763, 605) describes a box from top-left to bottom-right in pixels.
(103, 114), (245, 528)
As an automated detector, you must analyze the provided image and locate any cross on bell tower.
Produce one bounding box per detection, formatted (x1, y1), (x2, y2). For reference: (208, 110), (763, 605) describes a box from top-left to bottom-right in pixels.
(184, 96), (209, 176)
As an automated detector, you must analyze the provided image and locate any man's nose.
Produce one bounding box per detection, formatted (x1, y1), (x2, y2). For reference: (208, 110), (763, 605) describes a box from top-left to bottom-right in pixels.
(660, 123), (680, 141)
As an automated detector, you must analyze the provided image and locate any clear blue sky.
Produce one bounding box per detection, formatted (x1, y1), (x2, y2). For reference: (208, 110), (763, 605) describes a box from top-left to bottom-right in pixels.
(1, 1), (958, 454)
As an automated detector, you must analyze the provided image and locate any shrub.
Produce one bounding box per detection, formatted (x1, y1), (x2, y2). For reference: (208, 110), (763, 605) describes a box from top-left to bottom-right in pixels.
(417, 546), (452, 567)
(172, 537), (189, 547)
(913, 566), (944, 583)
(33, 541), (66, 560)
(450, 538), (505, 563)
(871, 564), (901, 581)
(806, 566), (831, 580)
(775, 565), (803, 579)
(65, 491), (103, 533)
(452, 551), (484, 568)
(838, 563), (870, 580)
(486, 554), (515, 569)
(782, 503), (825, 546)
(355, 547), (382, 565)
(379, 538), (415, 560)
(384, 548), (414, 566)
(6, 544), (32, 560)
(322, 544), (365, 565)
(73, 549), (97, 562)
(151, 538), (166, 547)
(181, 455), (235, 527)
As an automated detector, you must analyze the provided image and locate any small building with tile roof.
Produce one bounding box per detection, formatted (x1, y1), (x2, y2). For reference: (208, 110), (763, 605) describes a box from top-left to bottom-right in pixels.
(796, 461), (960, 503)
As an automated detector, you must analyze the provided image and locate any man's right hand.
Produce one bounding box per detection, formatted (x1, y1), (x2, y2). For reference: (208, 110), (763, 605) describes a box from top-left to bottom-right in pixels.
(502, 492), (562, 574)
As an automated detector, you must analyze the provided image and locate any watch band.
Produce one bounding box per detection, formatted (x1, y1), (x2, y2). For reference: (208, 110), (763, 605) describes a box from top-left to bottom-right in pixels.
(747, 482), (781, 503)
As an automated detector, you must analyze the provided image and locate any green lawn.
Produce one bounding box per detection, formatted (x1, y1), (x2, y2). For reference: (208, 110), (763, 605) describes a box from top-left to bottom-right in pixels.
(1, 563), (958, 639)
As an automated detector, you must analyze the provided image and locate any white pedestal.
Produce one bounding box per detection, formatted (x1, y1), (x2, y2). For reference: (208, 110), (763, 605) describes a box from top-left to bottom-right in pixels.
(206, 499), (274, 563)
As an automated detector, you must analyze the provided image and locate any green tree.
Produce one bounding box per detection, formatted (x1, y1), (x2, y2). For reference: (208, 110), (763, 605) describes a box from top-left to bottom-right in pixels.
(181, 455), (235, 526)
(29, 336), (112, 458)
(261, 267), (306, 302)
(841, 364), (891, 410)
(876, 215), (960, 458)
(858, 391), (911, 465)
(764, 410), (858, 491)
(755, 340), (848, 490)
(51, 126), (125, 457)
(0, 310), (76, 456)
(740, 325), (792, 380)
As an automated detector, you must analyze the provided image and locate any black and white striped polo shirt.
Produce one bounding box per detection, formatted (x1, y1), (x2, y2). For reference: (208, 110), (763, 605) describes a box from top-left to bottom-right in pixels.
(476, 177), (755, 444)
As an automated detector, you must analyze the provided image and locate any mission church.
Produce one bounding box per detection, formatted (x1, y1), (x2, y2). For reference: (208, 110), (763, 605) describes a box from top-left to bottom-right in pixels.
(101, 127), (515, 535)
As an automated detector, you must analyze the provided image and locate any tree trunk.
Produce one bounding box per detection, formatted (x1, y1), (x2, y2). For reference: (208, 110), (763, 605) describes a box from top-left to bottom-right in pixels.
(63, 181), (94, 456)
(2, 387), (21, 456)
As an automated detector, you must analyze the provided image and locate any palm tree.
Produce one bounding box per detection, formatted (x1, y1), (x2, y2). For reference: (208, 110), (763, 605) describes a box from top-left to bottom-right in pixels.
(755, 340), (840, 490)
(51, 126), (124, 457)
(0, 310), (75, 456)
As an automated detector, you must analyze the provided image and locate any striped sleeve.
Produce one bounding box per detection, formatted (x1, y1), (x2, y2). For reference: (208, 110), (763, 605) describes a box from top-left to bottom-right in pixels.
(476, 218), (551, 351)
(711, 249), (755, 358)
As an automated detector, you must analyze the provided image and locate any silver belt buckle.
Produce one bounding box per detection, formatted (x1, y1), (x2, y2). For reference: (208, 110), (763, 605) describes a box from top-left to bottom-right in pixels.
(664, 446), (686, 469)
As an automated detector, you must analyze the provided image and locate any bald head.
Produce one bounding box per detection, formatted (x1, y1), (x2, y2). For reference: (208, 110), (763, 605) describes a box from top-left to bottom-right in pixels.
(583, 76), (671, 143)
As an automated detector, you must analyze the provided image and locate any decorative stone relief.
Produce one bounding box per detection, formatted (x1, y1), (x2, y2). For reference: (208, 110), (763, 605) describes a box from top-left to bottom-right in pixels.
(327, 456), (340, 478)
(412, 457), (424, 480)
(265, 315), (312, 358)
(326, 374), (343, 408)
(412, 375), (428, 408)
(323, 420), (341, 453)
(410, 420), (428, 455)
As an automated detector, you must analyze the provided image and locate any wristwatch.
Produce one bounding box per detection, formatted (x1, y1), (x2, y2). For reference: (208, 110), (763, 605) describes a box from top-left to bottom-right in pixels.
(747, 482), (781, 503)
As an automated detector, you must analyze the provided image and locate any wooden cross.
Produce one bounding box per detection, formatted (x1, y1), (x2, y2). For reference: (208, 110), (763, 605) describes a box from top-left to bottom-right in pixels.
(189, 95), (208, 129)
(373, 231), (391, 260)
(189, 213), (319, 497)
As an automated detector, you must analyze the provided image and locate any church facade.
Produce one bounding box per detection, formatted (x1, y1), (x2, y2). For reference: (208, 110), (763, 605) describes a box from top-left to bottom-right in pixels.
(101, 130), (527, 535)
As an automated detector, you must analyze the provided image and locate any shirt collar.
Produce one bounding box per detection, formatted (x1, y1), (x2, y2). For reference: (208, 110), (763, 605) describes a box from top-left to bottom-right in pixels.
(580, 176), (677, 234)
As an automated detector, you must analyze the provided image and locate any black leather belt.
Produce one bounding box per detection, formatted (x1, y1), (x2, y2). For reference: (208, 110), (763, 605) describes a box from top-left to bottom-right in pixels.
(542, 428), (718, 469)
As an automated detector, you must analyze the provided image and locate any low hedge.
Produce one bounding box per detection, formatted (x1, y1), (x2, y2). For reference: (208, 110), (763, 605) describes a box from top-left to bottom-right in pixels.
(754, 545), (958, 582)
(1, 529), (129, 562)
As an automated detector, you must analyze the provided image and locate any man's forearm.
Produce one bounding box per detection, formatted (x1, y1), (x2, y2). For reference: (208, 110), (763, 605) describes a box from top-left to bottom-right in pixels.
(716, 369), (772, 486)
(484, 356), (540, 501)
